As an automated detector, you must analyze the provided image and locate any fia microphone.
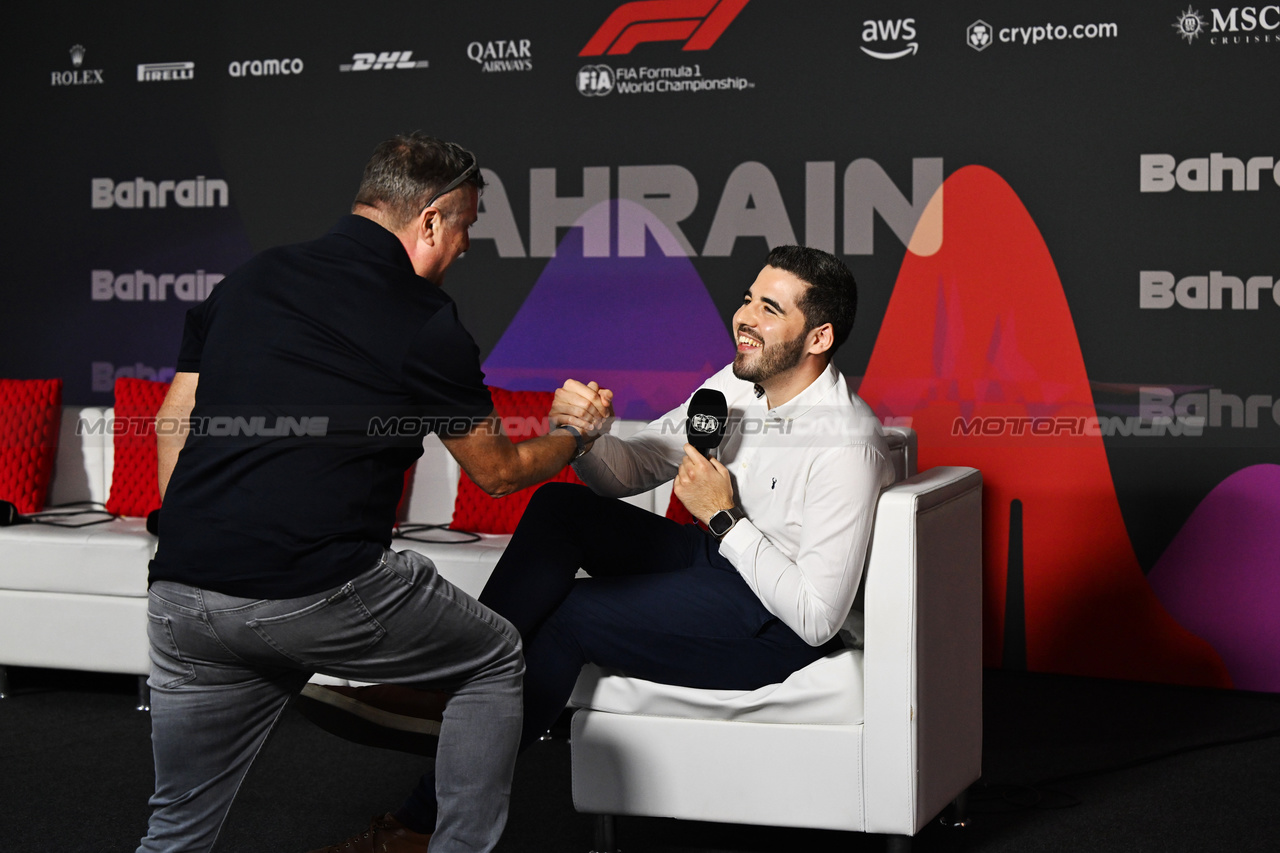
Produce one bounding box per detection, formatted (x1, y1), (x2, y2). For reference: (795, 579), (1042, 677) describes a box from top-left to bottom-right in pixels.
(687, 389), (728, 457)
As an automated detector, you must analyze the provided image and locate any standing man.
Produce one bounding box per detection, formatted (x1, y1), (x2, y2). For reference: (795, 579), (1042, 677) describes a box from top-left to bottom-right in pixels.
(306, 245), (897, 834)
(138, 133), (606, 853)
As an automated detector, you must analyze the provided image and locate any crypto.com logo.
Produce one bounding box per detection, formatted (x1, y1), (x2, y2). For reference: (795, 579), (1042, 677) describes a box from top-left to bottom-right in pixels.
(580, 0), (749, 56)
(967, 20), (993, 51)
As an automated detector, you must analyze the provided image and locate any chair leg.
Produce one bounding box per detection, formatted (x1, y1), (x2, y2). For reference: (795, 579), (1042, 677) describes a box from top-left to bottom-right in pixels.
(589, 814), (618, 853)
(940, 788), (971, 828)
(885, 834), (912, 853)
(136, 675), (151, 712)
(0, 665), (9, 698)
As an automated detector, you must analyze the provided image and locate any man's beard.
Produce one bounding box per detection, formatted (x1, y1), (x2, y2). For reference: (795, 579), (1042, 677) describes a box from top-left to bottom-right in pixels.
(732, 329), (808, 384)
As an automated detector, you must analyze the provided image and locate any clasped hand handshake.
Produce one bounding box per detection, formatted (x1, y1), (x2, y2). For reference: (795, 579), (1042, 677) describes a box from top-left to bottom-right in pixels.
(549, 379), (735, 525)
(549, 379), (614, 447)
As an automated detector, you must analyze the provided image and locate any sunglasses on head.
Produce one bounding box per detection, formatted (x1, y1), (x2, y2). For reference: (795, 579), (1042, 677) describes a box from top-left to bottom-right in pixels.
(420, 157), (479, 214)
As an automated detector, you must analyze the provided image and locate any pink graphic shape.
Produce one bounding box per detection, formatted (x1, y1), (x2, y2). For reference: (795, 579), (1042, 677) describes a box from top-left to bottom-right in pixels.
(1148, 464), (1280, 692)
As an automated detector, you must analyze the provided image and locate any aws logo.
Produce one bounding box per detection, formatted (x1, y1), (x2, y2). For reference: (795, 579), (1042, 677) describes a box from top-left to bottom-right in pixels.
(861, 18), (919, 60)
(580, 0), (749, 56)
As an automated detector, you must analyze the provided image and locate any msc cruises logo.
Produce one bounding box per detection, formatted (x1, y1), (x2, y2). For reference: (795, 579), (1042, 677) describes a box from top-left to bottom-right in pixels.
(580, 0), (749, 55)
(1174, 6), (1208, 41)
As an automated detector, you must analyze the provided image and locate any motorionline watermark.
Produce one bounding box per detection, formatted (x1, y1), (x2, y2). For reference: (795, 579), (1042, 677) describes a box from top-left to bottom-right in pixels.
(371, 412), (912, 442)
(950, 414), (1204, 438)
(78, 415), (331, 438)
(77, 414), (595, 440)
(74, 411), (915, 444)
(948, 387), (1280, 441)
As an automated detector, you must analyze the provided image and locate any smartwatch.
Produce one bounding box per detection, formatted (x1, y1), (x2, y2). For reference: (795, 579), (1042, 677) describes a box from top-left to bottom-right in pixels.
(707, 506), (745, 539)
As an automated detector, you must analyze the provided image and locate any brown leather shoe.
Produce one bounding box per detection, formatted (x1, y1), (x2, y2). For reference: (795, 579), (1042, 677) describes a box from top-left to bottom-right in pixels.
(296, 684), (449, 756)
(305, 812), (431, 852)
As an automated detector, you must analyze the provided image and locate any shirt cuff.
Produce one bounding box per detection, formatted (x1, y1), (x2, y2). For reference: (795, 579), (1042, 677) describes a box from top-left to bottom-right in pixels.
(717, 516), (761, 567)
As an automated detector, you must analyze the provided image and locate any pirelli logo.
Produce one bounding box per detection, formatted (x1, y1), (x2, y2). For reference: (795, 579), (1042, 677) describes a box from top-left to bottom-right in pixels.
(579, 0), (749, 56)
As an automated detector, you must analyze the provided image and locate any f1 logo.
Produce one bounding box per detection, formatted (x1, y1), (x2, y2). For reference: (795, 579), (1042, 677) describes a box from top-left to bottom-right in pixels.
(580, 0), (749, 56)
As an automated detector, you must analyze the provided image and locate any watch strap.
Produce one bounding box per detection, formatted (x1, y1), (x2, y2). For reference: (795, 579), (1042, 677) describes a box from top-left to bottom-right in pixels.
(557, 424), (587, 460)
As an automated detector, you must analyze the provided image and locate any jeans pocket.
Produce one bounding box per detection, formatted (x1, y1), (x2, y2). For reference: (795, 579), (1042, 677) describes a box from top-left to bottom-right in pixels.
(147, 612), (197, 689)
(247, 581), (386, 667)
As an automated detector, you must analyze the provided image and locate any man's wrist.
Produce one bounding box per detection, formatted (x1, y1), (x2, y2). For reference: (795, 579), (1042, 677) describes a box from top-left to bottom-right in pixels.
(707, 505), (745, 539)
(556, 424), (587, 460)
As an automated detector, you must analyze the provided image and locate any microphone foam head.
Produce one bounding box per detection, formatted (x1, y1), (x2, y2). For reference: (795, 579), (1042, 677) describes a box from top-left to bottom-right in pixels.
(687, 388), (728, 452)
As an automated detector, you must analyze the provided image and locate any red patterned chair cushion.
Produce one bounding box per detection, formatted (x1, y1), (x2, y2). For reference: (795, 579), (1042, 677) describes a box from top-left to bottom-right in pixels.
(450, 387), (584, 534)
(105, 377), (171, 517)
(0, 378), (63, 513)
(664, 490), (698, 525)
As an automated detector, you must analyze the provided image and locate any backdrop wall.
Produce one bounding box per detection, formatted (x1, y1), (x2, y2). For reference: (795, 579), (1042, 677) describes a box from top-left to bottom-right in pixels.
(6, 1), (1279, 690)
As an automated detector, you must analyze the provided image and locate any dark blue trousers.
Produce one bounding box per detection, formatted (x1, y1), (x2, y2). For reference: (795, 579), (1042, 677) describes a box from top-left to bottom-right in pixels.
(398, 482), (841, 831)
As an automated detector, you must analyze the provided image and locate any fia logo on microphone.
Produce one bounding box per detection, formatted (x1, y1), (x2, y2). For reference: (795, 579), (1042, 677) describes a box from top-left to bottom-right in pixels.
(691, 413), (721, 435)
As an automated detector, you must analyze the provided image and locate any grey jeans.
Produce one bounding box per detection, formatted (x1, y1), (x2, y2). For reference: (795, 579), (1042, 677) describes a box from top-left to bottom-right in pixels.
(137, 548), (524, 853)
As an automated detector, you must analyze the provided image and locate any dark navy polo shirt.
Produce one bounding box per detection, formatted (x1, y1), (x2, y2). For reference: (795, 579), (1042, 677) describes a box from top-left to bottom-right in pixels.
(149, 215), (493, 598)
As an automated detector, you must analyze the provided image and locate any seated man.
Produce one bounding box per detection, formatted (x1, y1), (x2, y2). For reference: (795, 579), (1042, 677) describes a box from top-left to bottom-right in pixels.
(303, 245), (895, 851)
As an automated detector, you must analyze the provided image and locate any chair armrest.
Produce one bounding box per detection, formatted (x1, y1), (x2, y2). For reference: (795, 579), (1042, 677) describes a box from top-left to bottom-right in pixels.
(861, 466), (983, 834)
(881, 426), (918, 480)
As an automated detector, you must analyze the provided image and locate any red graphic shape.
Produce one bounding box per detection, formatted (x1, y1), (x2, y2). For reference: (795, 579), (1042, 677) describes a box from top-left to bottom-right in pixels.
(609, 21), (700, 55)
(684, 0), (751, 50)
(580, 0), (747, 56)
(858, 165), (1231, 688)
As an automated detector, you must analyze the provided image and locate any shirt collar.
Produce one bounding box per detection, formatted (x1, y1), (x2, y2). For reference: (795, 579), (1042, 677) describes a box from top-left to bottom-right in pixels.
(328, 214), (418, 276)
(765, 361), (841, 421)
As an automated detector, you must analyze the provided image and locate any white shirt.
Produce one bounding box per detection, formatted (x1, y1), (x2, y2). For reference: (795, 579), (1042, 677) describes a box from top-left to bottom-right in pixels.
(573, 362), (896, 646)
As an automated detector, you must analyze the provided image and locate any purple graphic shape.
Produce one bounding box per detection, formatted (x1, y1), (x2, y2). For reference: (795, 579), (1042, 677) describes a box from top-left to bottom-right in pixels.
(482, 199), (733, 420)
(1148, 464), (1280, 692)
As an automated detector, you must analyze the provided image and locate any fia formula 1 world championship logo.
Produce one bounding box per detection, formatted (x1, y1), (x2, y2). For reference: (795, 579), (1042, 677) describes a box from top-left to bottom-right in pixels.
(580, 0), (749, 55)
(577, 65), (616, 96)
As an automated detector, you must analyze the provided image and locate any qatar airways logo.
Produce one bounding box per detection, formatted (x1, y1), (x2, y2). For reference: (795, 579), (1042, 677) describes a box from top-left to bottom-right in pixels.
(580, 0), (749, 55)
(91, 176), (229, 209)
(467, 39), (532, 72)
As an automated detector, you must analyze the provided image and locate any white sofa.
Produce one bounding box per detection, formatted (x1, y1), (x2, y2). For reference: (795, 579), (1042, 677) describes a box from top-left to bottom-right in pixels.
(0, 412), (691, 703)
(0, 408), (978, 847)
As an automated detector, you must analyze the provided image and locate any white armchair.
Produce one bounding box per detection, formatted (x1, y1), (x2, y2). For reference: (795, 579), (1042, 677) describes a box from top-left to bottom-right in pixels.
(567, 450), (983, 852)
